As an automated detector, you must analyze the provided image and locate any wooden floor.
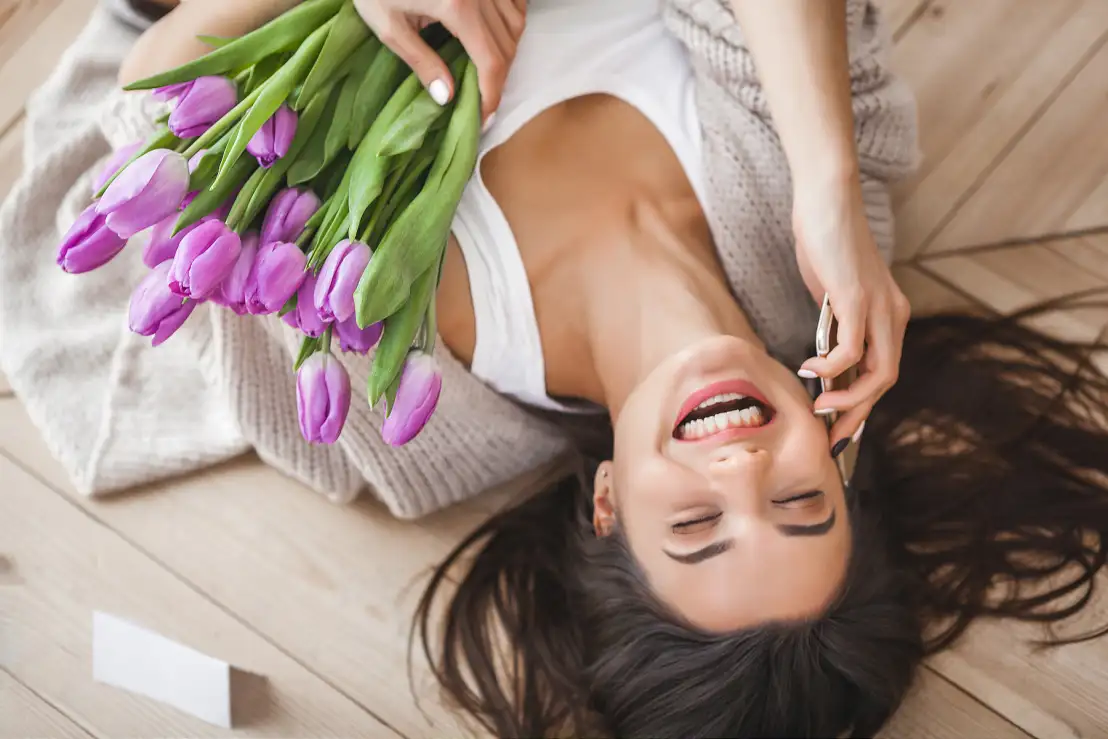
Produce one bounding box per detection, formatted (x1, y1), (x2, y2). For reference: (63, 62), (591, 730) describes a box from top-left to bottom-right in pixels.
(4, 0), (1108, 736)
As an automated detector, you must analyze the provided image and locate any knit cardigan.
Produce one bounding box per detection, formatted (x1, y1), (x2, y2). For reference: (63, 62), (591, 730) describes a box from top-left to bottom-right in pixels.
(0, 0), (917, 519)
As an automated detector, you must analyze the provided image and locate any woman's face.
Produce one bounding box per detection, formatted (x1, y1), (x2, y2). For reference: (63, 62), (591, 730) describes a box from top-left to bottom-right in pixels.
(596, 335), (851, 632)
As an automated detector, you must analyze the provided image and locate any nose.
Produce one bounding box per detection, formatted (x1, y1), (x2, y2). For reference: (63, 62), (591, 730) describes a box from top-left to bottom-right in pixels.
(708, 445), (770, 479)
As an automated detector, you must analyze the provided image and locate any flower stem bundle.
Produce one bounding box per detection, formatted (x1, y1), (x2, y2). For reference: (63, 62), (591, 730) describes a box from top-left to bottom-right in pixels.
(61, 0), (479, 446)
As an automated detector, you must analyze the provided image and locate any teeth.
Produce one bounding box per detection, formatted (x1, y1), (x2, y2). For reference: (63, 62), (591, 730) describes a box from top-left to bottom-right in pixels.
(678, 401), (767, 440)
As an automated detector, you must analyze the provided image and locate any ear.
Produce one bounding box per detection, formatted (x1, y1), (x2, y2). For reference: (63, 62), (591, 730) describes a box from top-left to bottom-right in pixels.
(592, 460), (616, 537)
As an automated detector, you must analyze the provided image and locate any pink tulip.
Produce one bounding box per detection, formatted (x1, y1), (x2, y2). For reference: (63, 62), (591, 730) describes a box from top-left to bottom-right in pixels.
(244, 241), (307, 315)
(296, 352), (351, 445)
(56, 204), (127, 273)
(247, 104), (297, 168)
(129, 261), (197, 346)
(93, 141), (143, 192)
(335, 317), (383, 354)
(96, 149), (190, 238)
(167, 77), (238, 139)
(282, 272), (329, 338)
(168, 219), (242, 300)
(261, 187), (321, 245)
(314, 240), (371, 323)
(381, 352), (442, 446)
(141, 204), (231, 269)
(212, 232), (260, 315)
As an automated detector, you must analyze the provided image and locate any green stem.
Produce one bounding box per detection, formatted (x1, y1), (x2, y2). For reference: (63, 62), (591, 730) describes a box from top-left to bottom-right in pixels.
(182, 84), (265, 159)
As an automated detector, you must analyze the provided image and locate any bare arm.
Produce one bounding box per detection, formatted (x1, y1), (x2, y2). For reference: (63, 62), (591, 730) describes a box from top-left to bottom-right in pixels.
(727, 0), (857, 190)
(119, 0), (300, 86)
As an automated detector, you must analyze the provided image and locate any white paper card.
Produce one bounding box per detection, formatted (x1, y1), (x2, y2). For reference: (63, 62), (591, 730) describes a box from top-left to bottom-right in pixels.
(92, 611), (233, 728)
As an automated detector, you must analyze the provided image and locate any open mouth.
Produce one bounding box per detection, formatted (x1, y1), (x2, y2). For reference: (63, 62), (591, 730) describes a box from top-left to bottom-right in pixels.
(673, 382), (776, 441)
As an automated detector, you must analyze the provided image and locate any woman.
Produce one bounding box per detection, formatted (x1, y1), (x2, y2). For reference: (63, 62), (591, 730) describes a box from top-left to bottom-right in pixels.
(4, 0), (1108, 738)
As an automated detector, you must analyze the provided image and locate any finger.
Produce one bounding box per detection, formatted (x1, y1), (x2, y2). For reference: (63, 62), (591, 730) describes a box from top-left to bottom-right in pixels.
(439, 10), (508, 120)
(375, 12), (454, 106)
(483, 1), (517, 61)
(800, 297), (866, 380)
(828, 403), (872, 455)
(496, 0), (527, 39)
(812, 368), (885, 413)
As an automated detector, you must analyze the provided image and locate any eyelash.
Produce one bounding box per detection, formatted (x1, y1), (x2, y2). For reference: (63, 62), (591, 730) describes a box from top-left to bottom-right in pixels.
(673, 492), (823, 530)
(775, 490), (823, 505)
(672, 512), (721, 531)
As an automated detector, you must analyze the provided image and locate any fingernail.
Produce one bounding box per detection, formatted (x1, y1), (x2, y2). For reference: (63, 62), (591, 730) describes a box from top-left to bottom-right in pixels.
(797, 368), (818, 380)
(482, 112), (497, 134)
(831, 437), (850, 459)
(814, 408), (836, 417)
(428, 79), (450, 106)
(852, 420), (866, 443)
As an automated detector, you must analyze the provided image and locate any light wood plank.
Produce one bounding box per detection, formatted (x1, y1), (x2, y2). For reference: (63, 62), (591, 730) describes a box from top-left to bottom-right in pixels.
(0, 1), (66, 69)
(927, 587), (1108, 739)
(876, 0), (931, 39)
(920, 240), (1108, 343)
(893, 263), (986, 317)
(879, 668), (1030, 739)
(0, 397), (498, 738)
(0, 670), (92, 739)
(1065, 176), (1108, 232)
(892, 0), (1108, 258)
(925, 35), (1108, 254)
(0, 0), (96, 134)
(0, 116), (24, 206)
(0, 451), (394, 738)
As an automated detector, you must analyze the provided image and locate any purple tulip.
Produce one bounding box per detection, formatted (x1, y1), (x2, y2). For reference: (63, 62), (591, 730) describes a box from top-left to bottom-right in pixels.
(282, 272), (329, 338)
(243, 241), (307, 315)
(212, 232), (260, 315)
(381, 352), (442, 446)
(261, 188), (321, 245)
(129, 261), (197, 346)
(97, 149), (190, 238)
(314, 240), (371, 323)
(168, 219), (242, 299)
(296, 352), (351, 445)
(167, 76), (238, 139)
(153, 81), (194, 103)
(142, 203), (232, 269)
(93, 141), (142, 192)
(247, 104), (297, 168)
(335, 317), (383, 354)
(56, 204), (127, 274)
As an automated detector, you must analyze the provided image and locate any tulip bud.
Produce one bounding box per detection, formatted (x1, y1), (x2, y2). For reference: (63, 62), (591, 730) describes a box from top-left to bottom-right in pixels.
(261, 187), (321, 245)
(244, 241), (307, 315)
(335, 317), (382, 354)
(141, 204), (231, 269)
(167, 76), (238, 139)
(212, 232), (260, 315)
(296, 352), (351, 445)
(97, 149), (190, 238)
(93, 141), (142, 192)
(129, 261), (197, 346)
(282, 272), (329, 338)
(56, 204), (127, 273)
(381, 351), (441, 446)
(153, 81), (193, 103)
(314, 240), (371, 324)
(168, 219), (242, 299)
(247, 104), (298, 169)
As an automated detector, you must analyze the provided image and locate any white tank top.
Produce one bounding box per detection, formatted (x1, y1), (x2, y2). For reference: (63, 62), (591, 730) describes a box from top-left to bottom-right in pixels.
(450, 0), (705, 413)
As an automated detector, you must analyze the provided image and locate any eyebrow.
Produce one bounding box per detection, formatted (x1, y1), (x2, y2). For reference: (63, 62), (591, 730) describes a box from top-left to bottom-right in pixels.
(663, 510), (838, 565)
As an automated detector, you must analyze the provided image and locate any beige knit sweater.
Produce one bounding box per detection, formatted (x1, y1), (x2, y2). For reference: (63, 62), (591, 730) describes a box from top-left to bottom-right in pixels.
(0, 0), (916, 519)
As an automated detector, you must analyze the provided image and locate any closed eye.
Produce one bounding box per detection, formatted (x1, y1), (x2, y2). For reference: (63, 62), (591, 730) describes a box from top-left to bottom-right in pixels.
(673, 512), (721, 533)
(773, 490), (824, 505)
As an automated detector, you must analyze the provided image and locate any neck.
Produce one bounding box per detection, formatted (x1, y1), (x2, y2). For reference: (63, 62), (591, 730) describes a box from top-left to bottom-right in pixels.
(560, 205), (763, 420)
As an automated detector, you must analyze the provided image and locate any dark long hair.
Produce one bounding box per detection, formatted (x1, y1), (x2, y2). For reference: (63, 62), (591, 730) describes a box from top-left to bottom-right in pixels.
(413, 301), (1108, 738)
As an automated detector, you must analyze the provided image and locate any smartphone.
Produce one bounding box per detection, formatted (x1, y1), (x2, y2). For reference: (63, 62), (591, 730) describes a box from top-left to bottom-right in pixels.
(814, 294), (858, 482)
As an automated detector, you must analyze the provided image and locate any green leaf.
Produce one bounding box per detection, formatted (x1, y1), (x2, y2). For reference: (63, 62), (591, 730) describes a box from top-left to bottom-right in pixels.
(324, 44), (375, 163)
(293, 336), (323, 371)
(196, 34), (234, 49)
(297, 0), (371, 108)
(278, 293), (298, 318)
(93, 127), (178, 199)
(216, 18), (333, 185)
(226, 166), (267, 231)
(377, 91), (445, 157)
(174, 155), (256, 234)
(383, 370), (402, 417)
(287, 82), (343, 185)
(124, 0), (344, 90)
(243, 54), (286, 96)
(367, 267), (436, 405)
(366, 140), (437, 244)
(181, 83), (264, 159)
(348, 48), (405, 149)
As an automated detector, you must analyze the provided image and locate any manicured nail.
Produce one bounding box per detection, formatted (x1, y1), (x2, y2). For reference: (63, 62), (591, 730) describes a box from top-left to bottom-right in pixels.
(814, 408), (836, 416)
(797, 368), (818, 380)
(852, 420), (866, 443)
(482, 112), (497, 134)
(428, 79), (450, 106)
(831, 437), (850, 459)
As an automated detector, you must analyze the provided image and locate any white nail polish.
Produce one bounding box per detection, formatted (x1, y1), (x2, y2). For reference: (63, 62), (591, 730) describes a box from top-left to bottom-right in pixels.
(482, 112), (497, 134)
(428, 79), (450, 106)
(797, 368), (818, 380)
(852, 421), (866, 443)
(814, 408), (836, 417)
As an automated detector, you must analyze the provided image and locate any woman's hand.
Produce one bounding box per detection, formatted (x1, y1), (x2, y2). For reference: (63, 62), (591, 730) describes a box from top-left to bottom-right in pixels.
(792, 178), (912, 446)
(353, 0), (526, 122)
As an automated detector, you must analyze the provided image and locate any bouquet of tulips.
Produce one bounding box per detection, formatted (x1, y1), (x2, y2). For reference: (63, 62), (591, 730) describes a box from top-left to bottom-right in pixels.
(56, 0), (480, 447)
